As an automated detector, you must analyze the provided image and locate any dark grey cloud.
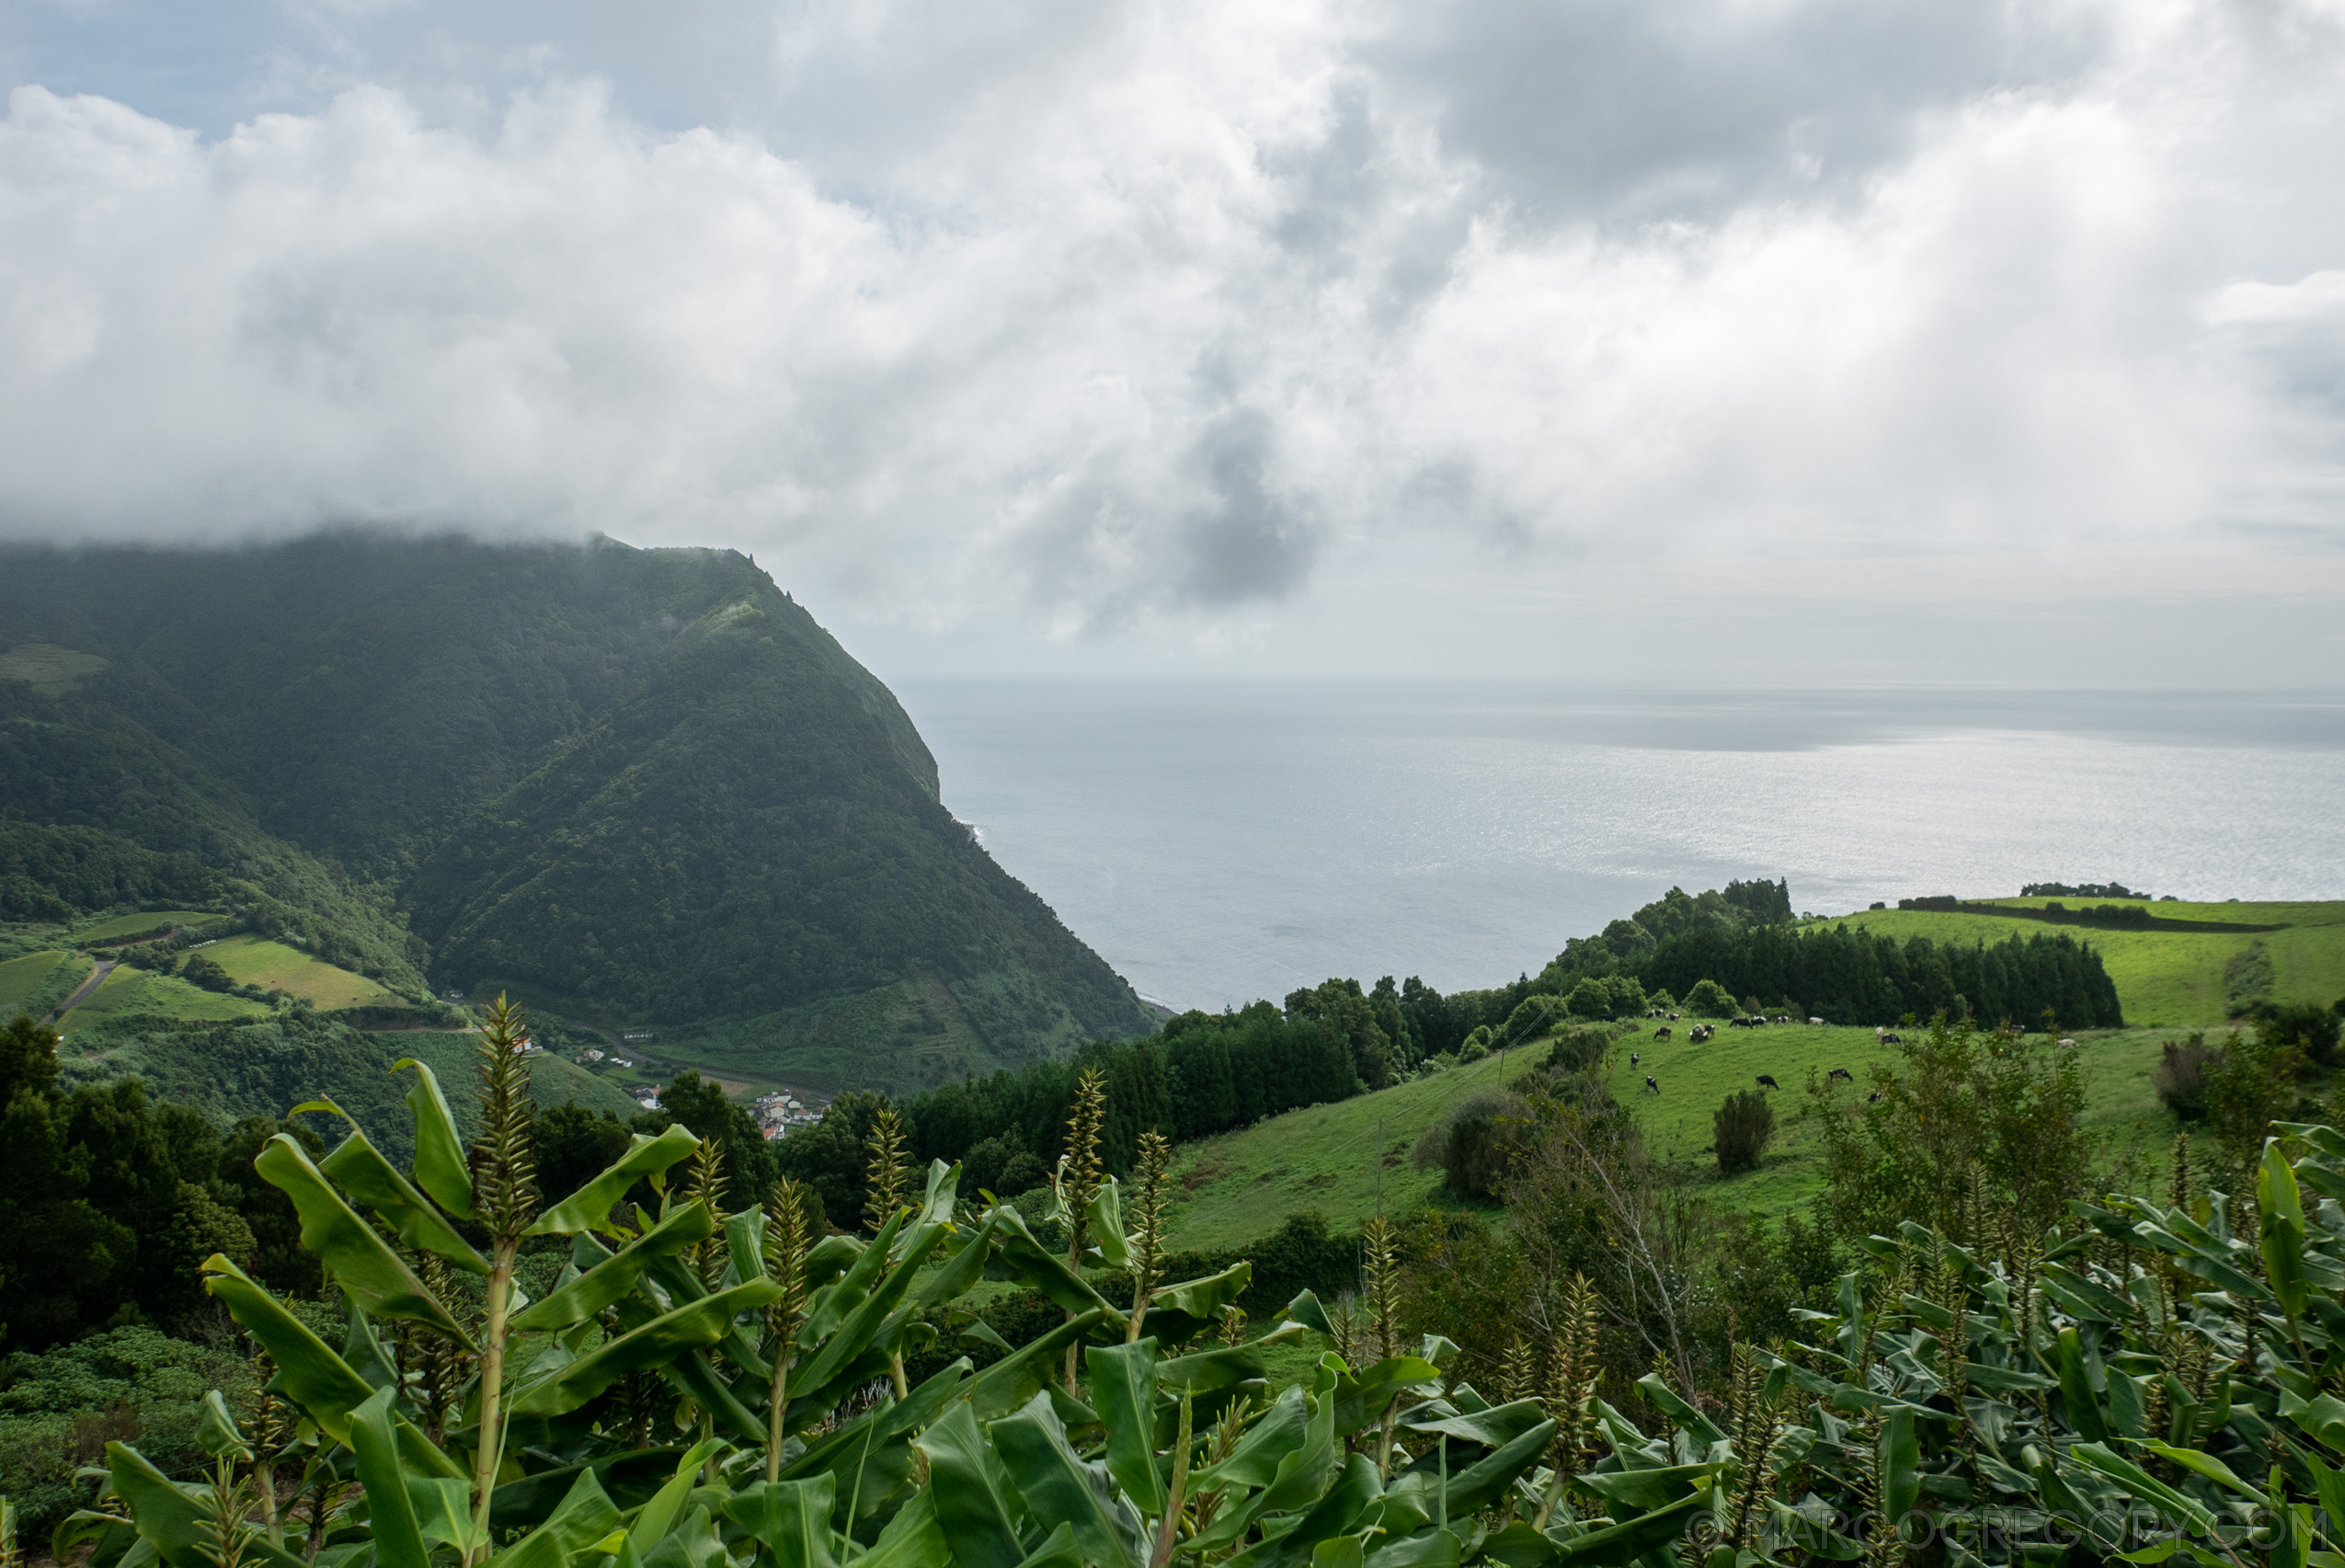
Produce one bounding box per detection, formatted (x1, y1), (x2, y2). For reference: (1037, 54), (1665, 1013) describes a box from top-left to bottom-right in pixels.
(1367, 0), (2109, 224)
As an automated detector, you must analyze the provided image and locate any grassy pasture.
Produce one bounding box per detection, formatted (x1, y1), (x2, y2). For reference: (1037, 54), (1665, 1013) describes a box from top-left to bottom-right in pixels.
(1164, 1050), (1521, 1253)
(0, 642), (109, 694)
(73, 910), (223, 944)
(1822, 898), (2345, 1027)
(62, 967), (269, 1029)
(0, 950), (90, 1016)
(200, 934), (393, 1010)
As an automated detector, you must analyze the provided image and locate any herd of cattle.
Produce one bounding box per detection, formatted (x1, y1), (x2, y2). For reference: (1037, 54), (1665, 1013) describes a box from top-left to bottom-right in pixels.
(1627, 1012), (1883, 1101)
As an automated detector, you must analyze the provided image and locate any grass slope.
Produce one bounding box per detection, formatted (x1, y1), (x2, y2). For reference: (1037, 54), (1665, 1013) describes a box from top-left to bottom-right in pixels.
(73, 910), (223, 944)
(1166, 1017), (2191, 1254)
(60, 967), (270, 1031)
(1165, 1050), (1521, 1253)
(1828, 898), (2345, 1027)
(200, 934), (394, 1010)
(0, 950), (88, 1015)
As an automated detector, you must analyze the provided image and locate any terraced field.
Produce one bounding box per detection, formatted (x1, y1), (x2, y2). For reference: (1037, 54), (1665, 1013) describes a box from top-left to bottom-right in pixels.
(0, 949), (93, 1017)
(199, 934), (394, 1010)
(59, 967), (270, 1031)
(72, 910), (224, 944)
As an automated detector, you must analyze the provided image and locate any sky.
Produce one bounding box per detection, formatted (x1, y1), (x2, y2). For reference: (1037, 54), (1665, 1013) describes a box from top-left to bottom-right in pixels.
(4, 0), (2344, 685)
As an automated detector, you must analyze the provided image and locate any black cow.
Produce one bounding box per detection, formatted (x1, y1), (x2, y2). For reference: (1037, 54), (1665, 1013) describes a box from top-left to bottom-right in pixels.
(1882, 1032), (1905, 1046)
(1827, 1067), (1853, 1082)
(1630, 1051), (1641, 1067)
(1654, 1026), (1671, 1040)
(1868, 1090), (1882, 1104)
(1756, 1073), (1780, 1090)
(1643, 1076), (1660, 1094)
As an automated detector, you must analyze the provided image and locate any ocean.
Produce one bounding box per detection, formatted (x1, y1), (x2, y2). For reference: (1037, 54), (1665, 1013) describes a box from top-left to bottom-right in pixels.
(890, 681), (2345, 1013)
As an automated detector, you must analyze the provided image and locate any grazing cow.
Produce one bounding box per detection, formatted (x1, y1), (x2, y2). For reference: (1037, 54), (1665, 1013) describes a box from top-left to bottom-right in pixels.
(1643, 1075), (1660, 1094)
(1875, 1025), (1886, 1039)
(1882, 1032), (1905, 1046)
(1827, 1067), (1853, 1082)
(2056, 1037), (2076, 1048)
(1630, 1052), (1641, 1067)
(1808, 1016), (1825, 1026)
(1868, 1089), (1882, 1104)
(1654, 1025), (1672, 1040)
(1756, 1073), (1780, 1090)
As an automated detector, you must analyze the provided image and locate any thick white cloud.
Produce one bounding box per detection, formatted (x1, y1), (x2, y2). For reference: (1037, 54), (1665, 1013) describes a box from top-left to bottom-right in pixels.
(2, 0), (2343, 650)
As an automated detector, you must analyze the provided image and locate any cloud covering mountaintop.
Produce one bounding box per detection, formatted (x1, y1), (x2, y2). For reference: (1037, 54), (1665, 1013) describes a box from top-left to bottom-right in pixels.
(3, 0), (2343, 672)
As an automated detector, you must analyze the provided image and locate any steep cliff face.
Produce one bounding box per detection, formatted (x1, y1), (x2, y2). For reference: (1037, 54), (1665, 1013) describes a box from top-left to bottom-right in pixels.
(0, 532), (1150, 1083)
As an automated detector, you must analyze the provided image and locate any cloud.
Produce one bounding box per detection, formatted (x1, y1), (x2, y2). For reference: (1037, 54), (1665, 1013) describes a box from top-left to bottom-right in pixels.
(1, 0), (2343, 638)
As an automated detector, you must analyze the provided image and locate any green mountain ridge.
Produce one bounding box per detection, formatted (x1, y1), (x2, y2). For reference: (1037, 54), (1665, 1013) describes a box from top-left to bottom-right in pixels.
(0, 532), (1151, 1090)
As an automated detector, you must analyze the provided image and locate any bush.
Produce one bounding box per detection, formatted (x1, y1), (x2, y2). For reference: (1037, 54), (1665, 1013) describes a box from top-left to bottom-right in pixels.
(1646, 988), (1676, 1013)
(181, 955), (234, 992)
(1413, 1088), (1534, 1197)
(0, 1327), (251, 1536)
(2261, 1001), (2343, 1068)
(1713, 1089), (1773, 1175)
(1501, 996), (1562, 1041)
(2154, 1035), (2219, 1118)
(1685, 979), (1736, 1017)
(1457, 1026), (1491, 1063)
(1739, 995), (1766, 1018)
(1561, 974), (1646, 1020)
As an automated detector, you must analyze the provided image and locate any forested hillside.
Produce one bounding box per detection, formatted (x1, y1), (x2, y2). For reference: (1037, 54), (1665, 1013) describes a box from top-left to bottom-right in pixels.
(0, 533), (1151, 1079)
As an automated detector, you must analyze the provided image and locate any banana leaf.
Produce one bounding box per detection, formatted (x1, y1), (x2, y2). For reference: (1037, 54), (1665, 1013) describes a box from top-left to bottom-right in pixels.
(913, 1402), (1027, 1568)
(199, 1256), (375, 1442)
(2263, 1140), (2314, 1324)
(530, 1126), (701, 1237)
(989, 1390), (1149, 1568)
(857, 1492), (950, 1568)
(1086, 1339), (1168, 1517)
(510, 1278), (784, 1415)
(392, 1058), (476, 1221)
(791, 1219), (952, 1399)
(1191, 1385), (1312, 1491)
(1439, 1417), (1556, 1517)
(1550, 1490), (1711, 1566)
(254, 1133), (474, 1343)
(103, 1443), (207, 1568)
(726, 1474), (840, 1568)
(1881, 1405), (1919, 1526)
(495, 1469), (625, 1568)
(2055, 1329), (2108, 1445)
(508, 1202), (715, 1333)
(1334, 1357), (1443, 1437)
(1401, 1397), (1550, 1453)
(299, 1101), (488, 1273)
(628, 1438), (727, 1555)
(1225, 1454), (1381, 1568)
(1161, 1330), (1302, 1395)
(349, 1389), (429, 1568)
(983, 1205), (1125, 1322)
(2065, 1444), (2217, 1534)
(1089, 1177), (1130, 1268)
(1633, 1373), (1726, 1448)
(801, 1208), (908, 1344)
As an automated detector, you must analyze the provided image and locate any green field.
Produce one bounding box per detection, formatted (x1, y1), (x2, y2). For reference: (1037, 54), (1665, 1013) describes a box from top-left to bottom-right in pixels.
(383, 1032), (646, 1125)
(0, 950), (91, 1016)
(60, 967), (271, 1030)
(1165, 1050), (1522, 1253)
(1826, 898), (2345, 1027)
(72, 910), (223, 944)
(199, 935), (395, 1010)
(1164, 1016), (2192, 1254)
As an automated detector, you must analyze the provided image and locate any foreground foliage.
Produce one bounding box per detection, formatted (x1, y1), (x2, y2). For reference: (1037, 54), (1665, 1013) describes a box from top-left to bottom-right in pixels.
(45, 990), (2345, 1568)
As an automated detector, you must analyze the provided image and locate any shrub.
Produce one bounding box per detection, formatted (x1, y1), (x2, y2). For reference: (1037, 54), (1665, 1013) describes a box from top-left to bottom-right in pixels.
(1413, 1088), (1534, 1197)
(1739, 995), (1766, 1018)
(180, 955), (234, 992)
(1561, 974), (1646, 1020)
(1713, 1089), (1773, 1174)
(1457, 1026), (1491, 1062)
(2154, 1035), (2219, 1118)
(1646, 988), (1676, 1013)
(2261, 1001), (2343, 1068)
(1501, 996), (1562, 1041)
(1685, 979), (1736, 1017)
